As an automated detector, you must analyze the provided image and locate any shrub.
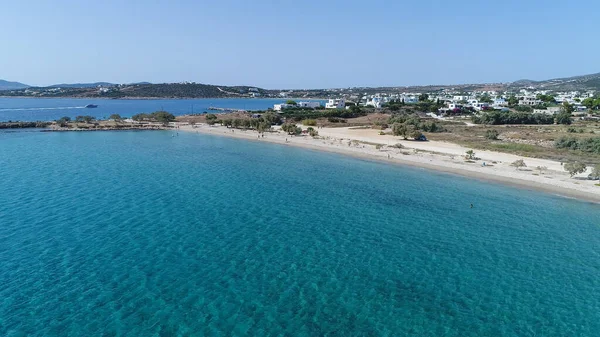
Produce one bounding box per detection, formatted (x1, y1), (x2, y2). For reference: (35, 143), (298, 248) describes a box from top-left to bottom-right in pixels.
(302, 119), (317, 126)
(556, 112), (572, 125)
(564, 161), (587, 177)
(510, 159), (527, 170)
(555, 137), (600, 154)
(485, 129), (499, 140)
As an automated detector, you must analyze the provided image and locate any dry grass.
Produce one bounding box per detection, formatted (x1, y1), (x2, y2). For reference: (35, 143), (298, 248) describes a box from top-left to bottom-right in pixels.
(427, 120), (600, 164)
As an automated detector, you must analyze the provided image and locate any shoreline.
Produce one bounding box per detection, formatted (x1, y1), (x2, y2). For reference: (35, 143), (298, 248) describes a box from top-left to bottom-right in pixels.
(180, 123), (600, 205)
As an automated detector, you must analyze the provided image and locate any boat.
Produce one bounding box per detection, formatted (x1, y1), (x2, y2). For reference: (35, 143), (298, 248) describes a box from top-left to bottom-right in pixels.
(85, 104), (98, 108)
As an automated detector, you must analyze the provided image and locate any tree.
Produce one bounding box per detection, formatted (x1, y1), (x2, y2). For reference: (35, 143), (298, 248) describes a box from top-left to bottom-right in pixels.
(561, 101), (574, 115)
(56, 116), (71, 127)
(281, 123), (301, 135)
(589, 164), (600, 180)
(485, 129), (499, 140)
(537, 94), (556, 103)
(507, 96), (519, 107)
(410, 129), (423, 140)
(510, 159), (527, 170)
(418, 93), (429, 102)
(151, 111), (176, 125)
(392, 123), (408, 139)
(582, 97), (600, 110)
(564, 161), (587, 177)
(536, 166), (548, 175)
(205, 113), (218, 125)
(465, 150), (475, 160)
(479, 94), (493, 103)
(132, 113), (149, 121)
(285, 100), (297, 105)
(262, 112), (281, 125)
(75, 115), (95, 123)
(109, 114), (122, 122)
(556, 112), (572, 125)
(257, 121), (271, 133)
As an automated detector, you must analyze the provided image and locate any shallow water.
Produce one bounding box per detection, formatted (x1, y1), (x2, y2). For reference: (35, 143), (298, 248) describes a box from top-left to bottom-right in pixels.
(1, 130), (599, 336)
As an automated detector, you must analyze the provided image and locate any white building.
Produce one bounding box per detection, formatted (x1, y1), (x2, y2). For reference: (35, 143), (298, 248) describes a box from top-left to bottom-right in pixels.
(519, 97), (542, 106)
(493, 98), (507, 107)
(402, 94), (419, 104)
(365, 97), (383, 108)
(472, 102), (490, 111)
(273, 103), (291, 111)
(297, 101), (321, 109)
(326, 99), (346, 109)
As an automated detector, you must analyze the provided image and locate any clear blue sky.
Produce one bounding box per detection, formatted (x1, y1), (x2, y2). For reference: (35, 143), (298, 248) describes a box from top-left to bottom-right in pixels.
(1, 0), (598, 89)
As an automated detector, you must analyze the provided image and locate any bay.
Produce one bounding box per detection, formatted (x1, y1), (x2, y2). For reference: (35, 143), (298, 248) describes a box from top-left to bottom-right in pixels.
(0, 130), (599, 336)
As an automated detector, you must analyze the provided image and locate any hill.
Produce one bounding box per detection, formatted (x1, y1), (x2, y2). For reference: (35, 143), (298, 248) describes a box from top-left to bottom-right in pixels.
(0, 79), (29, 90)
(0, 82), (275, 99)
(49, 82), (116, 88)
(507, 72), (600, 91)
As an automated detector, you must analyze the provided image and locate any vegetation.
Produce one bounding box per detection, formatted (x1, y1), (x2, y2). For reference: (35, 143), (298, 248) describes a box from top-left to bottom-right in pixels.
(465, 150), (476, 160)
(277, 106), (367, 120)
(554, 137), (600, 154)
(564, 161), (587, 177)
(302, 119), (317, 126)
(589, 164), (600, 180)
(307, 127), (319, 137)
(109, 114), (123, 122)
(472, 111), (554, 125)
(205, 113), (218, 125)
(485, 129), (499, 140)
(75, 115), (96, 123)
(131, 111), (176, 124)
(285, 100), (297, 105)
(56, 116), (71, 127)
(555, 112), (572, 125)
(281, 123), (302, 135)
(582, 96), (600, 110)
(510, 159), (527, 170)
(536, 166), (548, 174)
(514, 106), (533, 112)
(537, 94), (556, 103)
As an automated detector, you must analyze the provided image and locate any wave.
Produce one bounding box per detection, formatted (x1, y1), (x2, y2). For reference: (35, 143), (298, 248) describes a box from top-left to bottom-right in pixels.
(0, 106), (86, 111)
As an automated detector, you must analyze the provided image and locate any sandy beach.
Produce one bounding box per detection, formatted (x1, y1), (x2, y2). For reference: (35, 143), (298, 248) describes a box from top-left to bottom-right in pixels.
(179, 123), (600, 204)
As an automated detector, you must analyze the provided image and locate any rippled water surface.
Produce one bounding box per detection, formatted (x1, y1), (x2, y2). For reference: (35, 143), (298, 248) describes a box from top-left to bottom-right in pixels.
(1, 130), (599, 336)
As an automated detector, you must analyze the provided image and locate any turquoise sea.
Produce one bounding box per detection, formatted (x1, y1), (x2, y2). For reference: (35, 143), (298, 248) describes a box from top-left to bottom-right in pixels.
(1, 130), (599, 336)
(0, 97), (323, 122)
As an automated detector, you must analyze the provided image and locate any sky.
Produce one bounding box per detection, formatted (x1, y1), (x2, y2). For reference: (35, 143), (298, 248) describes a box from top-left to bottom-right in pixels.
(1, 0), (599, 89)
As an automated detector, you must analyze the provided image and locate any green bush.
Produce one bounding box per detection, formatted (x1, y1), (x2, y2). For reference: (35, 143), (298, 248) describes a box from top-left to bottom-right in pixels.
(555, 137), (600, 154)
(302, 119), (317, 126)
(485, 129), (499, 140)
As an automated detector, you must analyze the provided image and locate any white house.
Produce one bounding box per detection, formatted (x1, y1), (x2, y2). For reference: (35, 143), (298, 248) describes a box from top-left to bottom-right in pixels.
(326, 99), (346, 109)
(273, 103), (291, 111)
(493, 98), (507, 107)
(365, 97), (383, 108)
(472, 102), (490, 111)
(402, 95), (419, 104)
(519, 97), (542, 106)
(297, 101), (321, 109)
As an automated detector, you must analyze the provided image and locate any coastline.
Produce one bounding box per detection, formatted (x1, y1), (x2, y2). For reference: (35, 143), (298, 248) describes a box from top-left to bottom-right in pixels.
(180, 123), (600, 205)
